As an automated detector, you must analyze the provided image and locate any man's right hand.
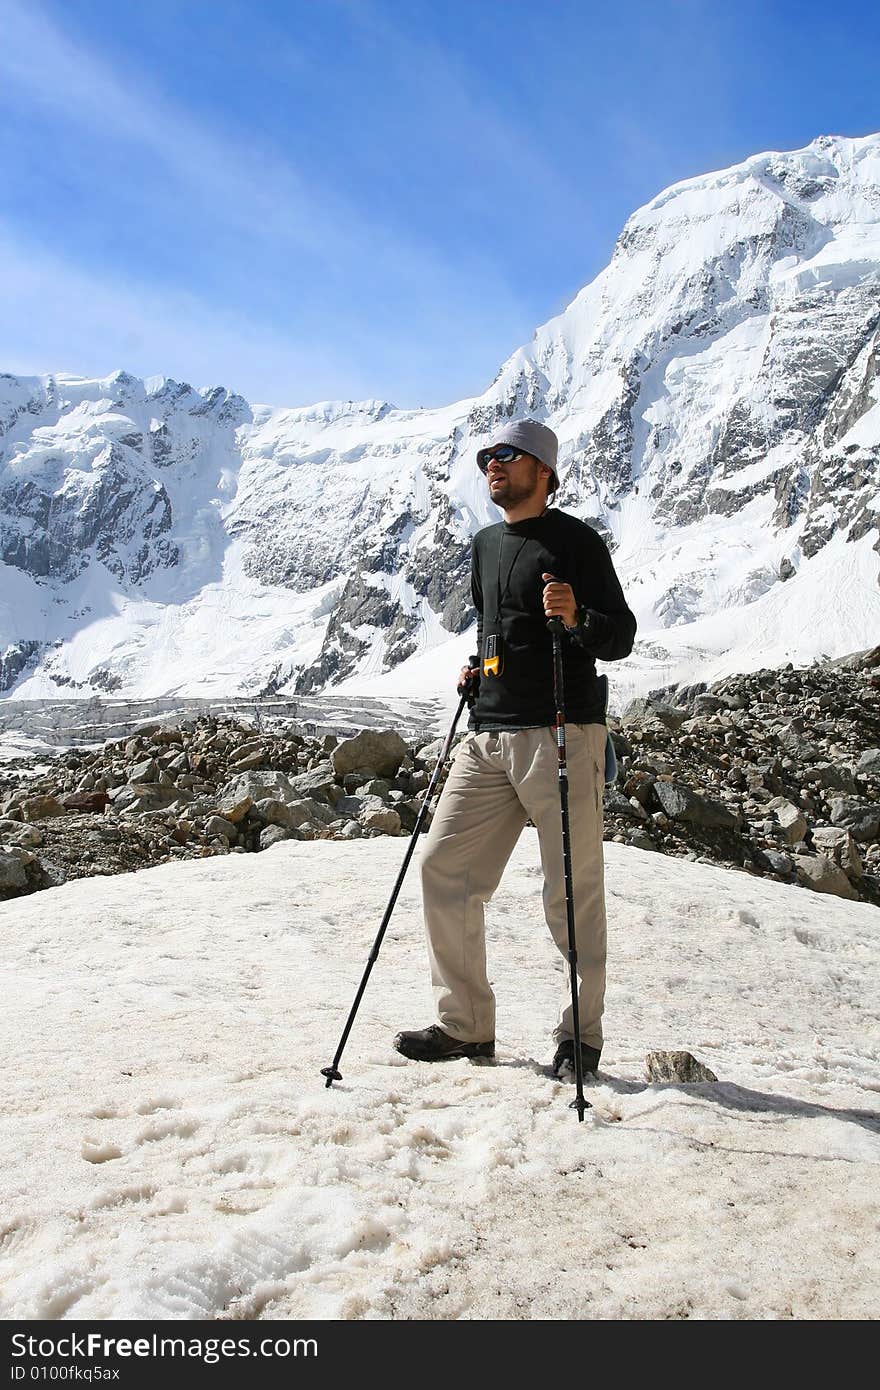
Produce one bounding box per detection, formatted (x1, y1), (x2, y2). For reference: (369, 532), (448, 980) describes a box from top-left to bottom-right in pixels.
(456, 664), (480, 701)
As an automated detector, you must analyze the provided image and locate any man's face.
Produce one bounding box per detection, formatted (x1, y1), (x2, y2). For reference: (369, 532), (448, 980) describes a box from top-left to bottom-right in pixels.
(485, 450), (547, 508)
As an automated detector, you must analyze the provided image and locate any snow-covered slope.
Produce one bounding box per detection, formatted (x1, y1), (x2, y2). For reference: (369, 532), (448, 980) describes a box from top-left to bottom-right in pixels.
(2, 133), (879, 706)
(1, 837), (877, 1319)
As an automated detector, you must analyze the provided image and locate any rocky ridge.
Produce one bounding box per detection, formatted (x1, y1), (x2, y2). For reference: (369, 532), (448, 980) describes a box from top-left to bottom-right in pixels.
(2, 135), (879, 702)
(1, 648), (878, 907)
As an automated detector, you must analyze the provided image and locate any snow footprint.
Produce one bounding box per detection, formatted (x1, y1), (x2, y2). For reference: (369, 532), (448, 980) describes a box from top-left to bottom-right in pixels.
(0, 1215), (38, 1256)
(81, 1138), (123, 1164)
(135, 1095), (181, 1115)
(134, 1116), (198, 1144)
(88, 1184), (156, 1211)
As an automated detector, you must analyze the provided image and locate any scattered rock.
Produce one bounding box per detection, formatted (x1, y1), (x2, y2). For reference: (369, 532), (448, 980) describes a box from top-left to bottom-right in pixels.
(259, 825), (298, 850)
(204, 814), (238, 842)
(2, 651), (879, 905)
(129, 758), (160, 784)
(331, 730), (409, 778)
(62, 791), (111, 814)
(828, 797), (880, 842)
(770, 799), (808, 845)
(622, 698), (688, 732)
(0, 850), (29, 890)
(653, 781), (741, 829)
(792, 854), (859, 899)
(361, 807), (401, 834)
(645, 1051), (718, 1084)
(253, 799), (312, 831)
(21, 795), (67, 822)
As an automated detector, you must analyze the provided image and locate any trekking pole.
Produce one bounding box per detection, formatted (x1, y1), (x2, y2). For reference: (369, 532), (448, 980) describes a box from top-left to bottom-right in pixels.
(547, 614), (591, 1121)
(321, 691), (469, 1088)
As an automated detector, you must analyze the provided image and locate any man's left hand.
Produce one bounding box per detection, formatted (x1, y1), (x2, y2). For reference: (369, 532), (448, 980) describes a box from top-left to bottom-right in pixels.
(541, 573), (578, 628)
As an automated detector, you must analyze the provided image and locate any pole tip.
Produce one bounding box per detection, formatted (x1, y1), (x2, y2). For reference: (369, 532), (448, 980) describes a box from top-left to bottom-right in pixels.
(321, 1066), (343, 1087)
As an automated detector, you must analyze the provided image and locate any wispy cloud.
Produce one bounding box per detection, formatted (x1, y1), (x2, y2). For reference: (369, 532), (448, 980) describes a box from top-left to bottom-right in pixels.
(0, 223), (373, 405)
(0, 215), (535, 409)
(0, 0), (538, 405)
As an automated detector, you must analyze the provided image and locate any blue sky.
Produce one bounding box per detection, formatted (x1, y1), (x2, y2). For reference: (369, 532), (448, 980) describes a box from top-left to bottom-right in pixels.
(1, 0), (878, 408)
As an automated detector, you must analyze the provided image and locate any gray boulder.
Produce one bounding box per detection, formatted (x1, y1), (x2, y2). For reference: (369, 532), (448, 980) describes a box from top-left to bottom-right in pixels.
(129, 757), (160, 783)
(221, 770), (298, 806)
(690, 695), (726, 715)
(113, 783), (180, 813)
(287, 763), (339, 802)
(627, 829), (658, 851)
(828, 797), (880, 842)
(810, 827), (863, 879)
(855, 748), (880, 776)
(362, 778), (392, 797)
(653, 781), (741, 829)
(793, 854), (859, 899)
(12, 825), (44, 849)
(332, 730), (409, 778)
(302, 798), (339, 826)
(645, 1051), (718, 1083)
(622, 699), (688, 732)
(0, 850), (29, 890)
(757, 848), (793, 875)
(227, 749), (267, 772)
(259, 825), (298, 850)
(254, 799), (312, 831)
(205, 815), (238, 842)
(808, 763), (857, 793)
(603, 790), (649, 820)
(21, 795), (67, 822)
(361, 807), (401, 834)
(336, 821), (363, 839)
(770, 799), (808, 845)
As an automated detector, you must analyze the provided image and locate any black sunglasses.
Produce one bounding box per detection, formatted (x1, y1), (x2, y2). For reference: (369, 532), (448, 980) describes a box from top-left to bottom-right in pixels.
(477, 444), (524, 472)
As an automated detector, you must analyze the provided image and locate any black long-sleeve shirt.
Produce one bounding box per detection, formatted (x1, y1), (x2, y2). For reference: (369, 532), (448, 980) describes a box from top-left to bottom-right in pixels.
(469, 509), (636, 730)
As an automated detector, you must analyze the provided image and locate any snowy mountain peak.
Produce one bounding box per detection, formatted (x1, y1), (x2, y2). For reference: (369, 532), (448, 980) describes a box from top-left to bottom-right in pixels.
(1, 133), (879, 703)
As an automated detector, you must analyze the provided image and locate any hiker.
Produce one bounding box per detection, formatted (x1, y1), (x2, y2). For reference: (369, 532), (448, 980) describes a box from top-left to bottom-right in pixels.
(393, 420), (637, 1079)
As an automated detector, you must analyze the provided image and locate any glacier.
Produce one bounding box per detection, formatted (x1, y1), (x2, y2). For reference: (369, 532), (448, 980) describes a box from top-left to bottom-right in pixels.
(1, 132), (879, 712)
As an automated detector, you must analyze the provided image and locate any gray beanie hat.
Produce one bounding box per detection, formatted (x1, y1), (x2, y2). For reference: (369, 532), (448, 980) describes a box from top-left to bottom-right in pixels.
(476, 418), (560, 494)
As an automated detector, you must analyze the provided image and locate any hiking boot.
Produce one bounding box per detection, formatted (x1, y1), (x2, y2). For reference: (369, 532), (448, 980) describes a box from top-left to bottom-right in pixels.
(393, 1025), (495, 1062)
(551, 1039), (601, 1080)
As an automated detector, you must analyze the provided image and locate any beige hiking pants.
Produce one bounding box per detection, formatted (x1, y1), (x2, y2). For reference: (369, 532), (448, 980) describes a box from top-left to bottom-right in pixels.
(419, 723), (607, 1048)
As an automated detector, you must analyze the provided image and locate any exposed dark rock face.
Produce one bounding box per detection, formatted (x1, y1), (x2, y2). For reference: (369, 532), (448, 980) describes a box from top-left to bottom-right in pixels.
(0, 375), (249, 590)
(2, 139), (880, 699)
(0, 641), (43, 693)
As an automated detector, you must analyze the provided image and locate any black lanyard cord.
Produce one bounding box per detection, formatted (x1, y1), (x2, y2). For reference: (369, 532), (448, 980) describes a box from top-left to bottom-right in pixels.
(493, 534), (529, 627)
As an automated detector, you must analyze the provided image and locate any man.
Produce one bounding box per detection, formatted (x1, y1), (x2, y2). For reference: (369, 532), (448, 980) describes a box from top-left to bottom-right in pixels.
(394, 419), (637, 1079)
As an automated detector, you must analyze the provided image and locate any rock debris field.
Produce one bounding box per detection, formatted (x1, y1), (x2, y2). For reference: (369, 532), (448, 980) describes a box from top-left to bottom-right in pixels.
(1, 649), (878, 1319)
(2, 647), (879, 908)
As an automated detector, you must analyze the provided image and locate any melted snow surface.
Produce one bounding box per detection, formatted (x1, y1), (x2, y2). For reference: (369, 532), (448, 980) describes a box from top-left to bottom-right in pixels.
(1, 839), (877, 1320)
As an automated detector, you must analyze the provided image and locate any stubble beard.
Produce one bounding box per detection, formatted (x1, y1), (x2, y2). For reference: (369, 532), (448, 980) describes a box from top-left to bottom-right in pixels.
(489, 462), (542, 510)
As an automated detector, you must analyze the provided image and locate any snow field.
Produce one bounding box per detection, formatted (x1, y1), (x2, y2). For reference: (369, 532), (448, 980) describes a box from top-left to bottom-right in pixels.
(0, 838), (878, 1320)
